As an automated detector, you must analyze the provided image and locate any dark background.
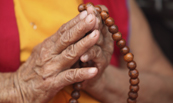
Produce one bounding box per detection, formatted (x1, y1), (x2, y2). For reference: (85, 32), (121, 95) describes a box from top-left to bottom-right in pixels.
(136, 0), (173, 64)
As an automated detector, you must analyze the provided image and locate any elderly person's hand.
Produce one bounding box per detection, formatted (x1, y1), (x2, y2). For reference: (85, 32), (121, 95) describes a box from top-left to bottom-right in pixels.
(8, 11), (100, 103)
(73, 5), (114, 101)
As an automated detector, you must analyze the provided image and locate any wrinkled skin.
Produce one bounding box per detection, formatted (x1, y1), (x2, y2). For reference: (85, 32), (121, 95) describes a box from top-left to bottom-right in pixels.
(1, 1), (173, 103)
(79, 5), (113, 94)
(1, 5), (113, 103)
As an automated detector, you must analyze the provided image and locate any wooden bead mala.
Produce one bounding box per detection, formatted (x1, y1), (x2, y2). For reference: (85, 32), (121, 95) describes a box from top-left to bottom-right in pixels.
(69, 2), (140, 103)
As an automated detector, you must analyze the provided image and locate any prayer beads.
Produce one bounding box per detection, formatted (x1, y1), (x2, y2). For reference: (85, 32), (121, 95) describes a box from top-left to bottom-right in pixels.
(69, 3), (140, 103)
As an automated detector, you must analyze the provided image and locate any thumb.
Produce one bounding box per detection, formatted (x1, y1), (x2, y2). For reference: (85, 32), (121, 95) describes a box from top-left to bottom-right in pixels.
(55, 67), (98, 88)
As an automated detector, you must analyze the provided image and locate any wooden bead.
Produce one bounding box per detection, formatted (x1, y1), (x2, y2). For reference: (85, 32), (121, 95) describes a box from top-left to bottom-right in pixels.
(120, 46), (130, 55)
(129, 69), (139, 79)
(69, 98), (78, 103)
(85, 2), (94, 9)
(100, 10), (109, 20)
(112, 32), (122, 41)
(130, 78), (139, 85)
(95, 5), (102, 13)
(71, 90), (80, 99)
(78, 4), (85, 12)
(108, 25), (118, 34)
(127, 98), (136, 103)
(130, 85), (139, 93)
(127, 61), (136, 70)
(128, 92), (138, 99)
(73, 83), (82, 91)
(124, 53), (134, 62)
(117, 39), (126, 49)
(105, 17), (114, 27)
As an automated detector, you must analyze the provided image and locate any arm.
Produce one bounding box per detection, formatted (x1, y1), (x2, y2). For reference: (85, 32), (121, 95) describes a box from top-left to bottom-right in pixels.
(129, 0), (173, 75)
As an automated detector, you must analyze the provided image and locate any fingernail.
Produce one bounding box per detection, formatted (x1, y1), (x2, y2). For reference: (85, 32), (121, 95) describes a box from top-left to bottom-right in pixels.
(86, 14), (94, 23)
(81, 55), (88, 61)
(89, 30), (96, 38)
(80, 11), (87, 20)
(88, 68), (97, 74)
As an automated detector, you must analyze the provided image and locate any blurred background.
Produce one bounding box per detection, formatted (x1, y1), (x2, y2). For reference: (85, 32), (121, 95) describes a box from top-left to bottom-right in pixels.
(136, 0), (173, 64)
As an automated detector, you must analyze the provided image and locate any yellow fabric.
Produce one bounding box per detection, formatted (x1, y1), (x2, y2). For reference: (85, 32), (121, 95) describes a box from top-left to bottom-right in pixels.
(14, 0), (100, 102)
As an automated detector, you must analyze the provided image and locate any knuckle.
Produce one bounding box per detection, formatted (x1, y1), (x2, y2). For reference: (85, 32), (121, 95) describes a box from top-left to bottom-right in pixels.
(59, 24), (67, 33)
(76, 22), (85, 33)
(64, 44), (78, 60)
(66, 30), (73, 40)
(56, 30), (63, 37)
(74, 69), (84, 81)
(40, 49), (52, 62)
(64, 69), (83, 83)
(37, 39), (55, 61)
(79, 38), (87, 48)
(60, 30), (72, 46)
(72, 19), (78, 26)
(42, 38), (54, 48)
(64, 70), (76, 83)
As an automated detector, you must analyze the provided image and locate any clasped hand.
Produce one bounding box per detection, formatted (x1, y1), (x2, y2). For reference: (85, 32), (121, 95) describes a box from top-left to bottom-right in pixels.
(15, 5), (113, 103)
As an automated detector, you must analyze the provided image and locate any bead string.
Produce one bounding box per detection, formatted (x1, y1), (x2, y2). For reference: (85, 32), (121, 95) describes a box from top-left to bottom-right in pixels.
(69, 2), (140, 103)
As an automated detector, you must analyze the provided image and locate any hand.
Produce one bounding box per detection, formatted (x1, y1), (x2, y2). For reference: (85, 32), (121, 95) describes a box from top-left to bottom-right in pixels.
(14, 11), (100, 103)
(77, 5), (114, 101)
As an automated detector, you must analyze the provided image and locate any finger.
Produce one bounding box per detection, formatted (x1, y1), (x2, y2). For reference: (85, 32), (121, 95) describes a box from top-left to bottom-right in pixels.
(87, 5), (97, 15)
(54, 14), (96, 53)
(58, 11), (88, 33)
(87, 5), (103, 30)
(55, 67), (98, 88)
(101, 25), (114, 54)
(56, 30), (100, 69)
(85, 5), (104, 47)
(97, 5), (109, 12)
(98, 7), (112, 44)
(80, 45), (106, 64)
(80, 45), (108, 73)
(50, 11), (88, 43)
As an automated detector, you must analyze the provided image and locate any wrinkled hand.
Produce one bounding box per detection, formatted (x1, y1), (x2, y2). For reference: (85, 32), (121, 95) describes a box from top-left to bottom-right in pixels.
(15, 11), (100, 103)
(78, 5), (114, 100)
